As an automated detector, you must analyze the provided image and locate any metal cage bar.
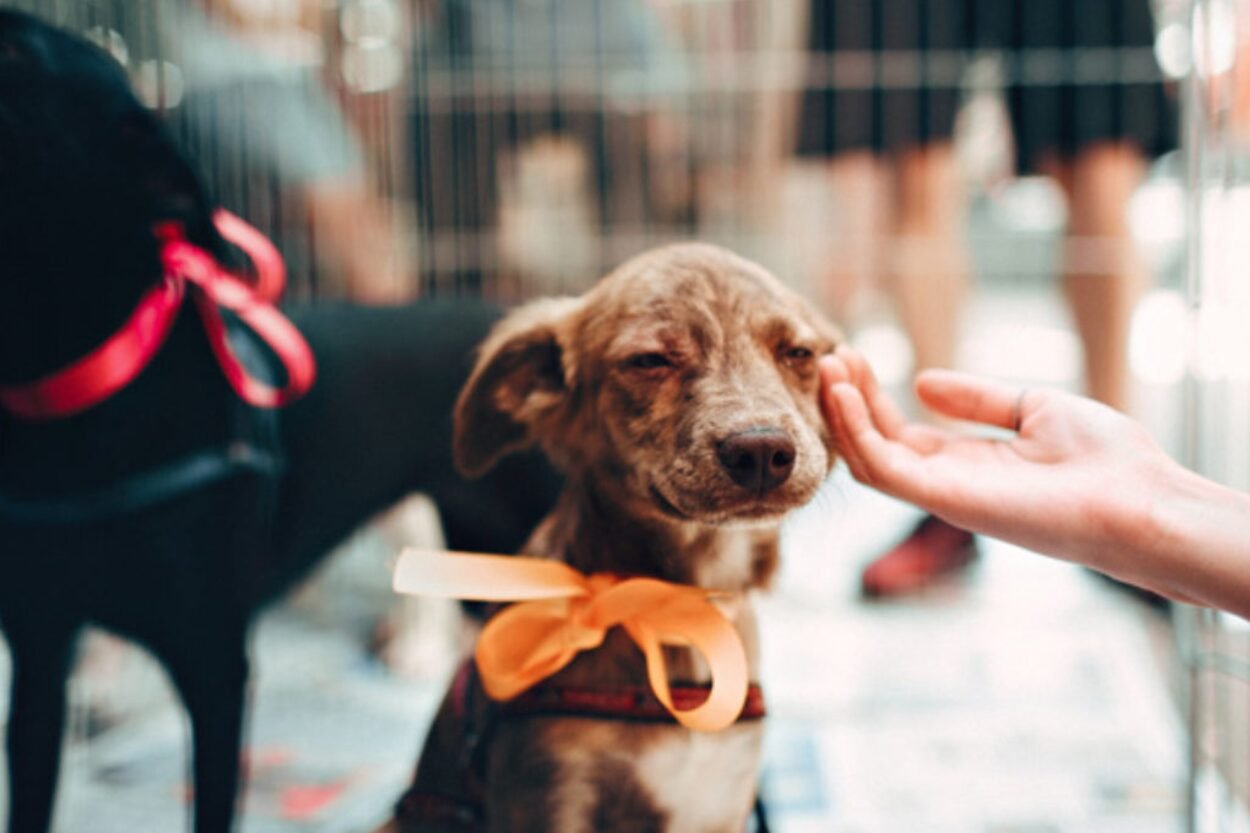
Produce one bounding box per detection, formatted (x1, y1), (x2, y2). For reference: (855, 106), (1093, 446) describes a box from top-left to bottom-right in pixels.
(1177, 0), (1250, 830)
(5, 2), (1241, 830)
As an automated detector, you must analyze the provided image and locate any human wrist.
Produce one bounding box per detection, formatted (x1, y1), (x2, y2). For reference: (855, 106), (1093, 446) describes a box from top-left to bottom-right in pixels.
(1078, 452), (1205, 601)
(1137, 459), (1250, 618)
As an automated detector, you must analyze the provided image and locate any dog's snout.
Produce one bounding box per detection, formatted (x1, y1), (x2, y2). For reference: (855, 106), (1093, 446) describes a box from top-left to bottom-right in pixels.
(716, 428), (796, 496)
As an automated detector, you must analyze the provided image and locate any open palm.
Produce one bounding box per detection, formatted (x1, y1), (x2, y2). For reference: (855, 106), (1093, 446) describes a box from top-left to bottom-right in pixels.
(819, 347), (1170, 581)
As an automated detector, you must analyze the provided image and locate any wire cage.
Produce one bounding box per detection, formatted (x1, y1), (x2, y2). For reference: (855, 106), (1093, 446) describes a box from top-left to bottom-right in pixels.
(3, 0), (1248, 830)
(4, 0), (1193, 306)
(1177, 2), (1250, 831)
(2, 0), (419, 301)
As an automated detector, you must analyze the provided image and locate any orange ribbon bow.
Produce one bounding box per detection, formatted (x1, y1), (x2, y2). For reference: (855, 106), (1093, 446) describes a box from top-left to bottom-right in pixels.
(392, 549), (751, 733)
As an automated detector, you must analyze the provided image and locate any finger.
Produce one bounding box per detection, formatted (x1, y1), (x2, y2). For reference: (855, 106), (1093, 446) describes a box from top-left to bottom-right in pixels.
(819, 359), (846, 430)
(822, 378), (871, 480)
(835, 346), (908, 439)
(837, 344), (872, 389)
(818, 353), (851, 387)
(830, 383), (929, 502)
(914, 369), (1023, 431)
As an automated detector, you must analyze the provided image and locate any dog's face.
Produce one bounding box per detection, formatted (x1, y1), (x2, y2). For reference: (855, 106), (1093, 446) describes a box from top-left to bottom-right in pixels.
(455, 244), (841, 528)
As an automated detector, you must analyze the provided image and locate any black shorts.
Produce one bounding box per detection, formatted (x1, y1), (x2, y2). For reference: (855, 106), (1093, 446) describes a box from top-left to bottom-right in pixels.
(797, 0), (970, 157)
(991, 0), (1178, 172)
(795, 0), (1177, 171)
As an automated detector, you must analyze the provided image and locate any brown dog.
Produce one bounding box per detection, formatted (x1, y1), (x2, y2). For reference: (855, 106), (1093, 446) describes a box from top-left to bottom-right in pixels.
(383, 243), (840, 833)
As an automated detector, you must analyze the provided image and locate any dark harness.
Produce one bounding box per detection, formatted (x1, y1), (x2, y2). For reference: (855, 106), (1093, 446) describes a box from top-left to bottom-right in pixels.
(395, 661), (772, 832)
(0, 318), (286, 526)
(0, 212), (309, 525)
(0, 442), (280, 525)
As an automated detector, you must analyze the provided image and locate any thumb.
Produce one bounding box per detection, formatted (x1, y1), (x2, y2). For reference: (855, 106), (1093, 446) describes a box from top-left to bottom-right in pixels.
(915, 370), (1023, 431)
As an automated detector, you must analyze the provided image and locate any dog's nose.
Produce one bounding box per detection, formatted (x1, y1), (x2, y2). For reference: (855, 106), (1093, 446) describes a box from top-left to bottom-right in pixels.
(717, 428), (796, 495)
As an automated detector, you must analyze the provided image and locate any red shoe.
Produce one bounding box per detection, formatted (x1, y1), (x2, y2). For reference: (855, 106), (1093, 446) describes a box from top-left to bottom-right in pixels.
(860, 515), (977, 599)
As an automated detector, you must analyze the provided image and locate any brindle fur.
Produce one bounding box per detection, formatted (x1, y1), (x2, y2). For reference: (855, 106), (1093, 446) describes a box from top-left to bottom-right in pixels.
(385, 244), (841, 833)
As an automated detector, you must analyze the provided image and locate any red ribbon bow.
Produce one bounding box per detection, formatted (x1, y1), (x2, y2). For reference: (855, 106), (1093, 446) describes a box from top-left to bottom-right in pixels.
(0, 210), (316, 419)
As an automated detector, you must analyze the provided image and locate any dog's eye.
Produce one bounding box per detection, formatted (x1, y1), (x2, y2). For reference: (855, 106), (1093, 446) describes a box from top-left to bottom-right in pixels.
(627, 352), (674, 370)
(782, 346), (814, 362)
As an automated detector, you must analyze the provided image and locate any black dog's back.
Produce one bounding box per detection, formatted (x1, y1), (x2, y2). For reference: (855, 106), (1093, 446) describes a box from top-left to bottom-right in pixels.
(0, 8), (242, 496)
(0, 17), (302, 832)
(0, 13), (559, 833)
(0, 10), (224, 379)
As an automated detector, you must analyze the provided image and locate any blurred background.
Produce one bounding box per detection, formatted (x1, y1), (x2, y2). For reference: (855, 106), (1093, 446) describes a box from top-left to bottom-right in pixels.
(2, 0), (1250, 830)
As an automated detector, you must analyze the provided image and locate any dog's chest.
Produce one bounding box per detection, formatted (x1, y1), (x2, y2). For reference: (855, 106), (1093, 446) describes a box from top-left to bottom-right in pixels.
(633, 724), (763, 832)
(543, 720), (763, 833)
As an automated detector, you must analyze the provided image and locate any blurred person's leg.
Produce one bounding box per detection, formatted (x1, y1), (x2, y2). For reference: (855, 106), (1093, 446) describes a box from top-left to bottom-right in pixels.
(796, 0), (877, 320)
(886, 142), (969, 375)
(305, 177), (416, 304)
(1039, 142), (1147, 413)
(1002, 0), (1172, 411)
(823, 151), (886, 322)
(793, 0), (980, 598)
(1040, 143), (1168, 610)
(996, 0), (1172, 611)
(860, 141), (977, 598)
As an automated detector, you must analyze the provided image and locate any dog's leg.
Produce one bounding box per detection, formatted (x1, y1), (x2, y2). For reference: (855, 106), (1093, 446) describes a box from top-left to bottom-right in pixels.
(161, 626), (250, 833)
(3, 615), (79, 833)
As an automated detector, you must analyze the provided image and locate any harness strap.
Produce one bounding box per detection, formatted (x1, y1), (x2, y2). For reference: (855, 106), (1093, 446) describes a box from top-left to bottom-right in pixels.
(499, 681), (767, 724)
(0, 443), (279, 525)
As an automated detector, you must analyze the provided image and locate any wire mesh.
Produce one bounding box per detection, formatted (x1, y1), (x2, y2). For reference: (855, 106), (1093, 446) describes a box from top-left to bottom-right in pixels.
(1175, 0), (1250, 825)
(3, 0), (1190, 306)
(1175, 1), (1250, 831)
(5, 1), (1241, 830)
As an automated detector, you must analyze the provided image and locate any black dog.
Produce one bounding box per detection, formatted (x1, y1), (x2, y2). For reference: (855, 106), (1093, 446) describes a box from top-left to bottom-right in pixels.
(0, 13), (557, 833)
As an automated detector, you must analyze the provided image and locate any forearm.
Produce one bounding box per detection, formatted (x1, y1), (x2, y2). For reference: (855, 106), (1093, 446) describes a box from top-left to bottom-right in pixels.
(1130, 462), (1250, 620)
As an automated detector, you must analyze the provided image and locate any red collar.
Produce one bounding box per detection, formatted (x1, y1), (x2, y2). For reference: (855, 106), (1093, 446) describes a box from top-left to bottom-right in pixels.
(0, 210), (316, 420)
(394, 663), (767, 828)
(448, 658), (767, 726)
(499, 680), (768, 724)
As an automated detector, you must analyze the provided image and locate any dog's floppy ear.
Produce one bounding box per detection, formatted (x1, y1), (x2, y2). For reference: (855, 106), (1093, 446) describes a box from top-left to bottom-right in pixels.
(453, 296), (583, 477)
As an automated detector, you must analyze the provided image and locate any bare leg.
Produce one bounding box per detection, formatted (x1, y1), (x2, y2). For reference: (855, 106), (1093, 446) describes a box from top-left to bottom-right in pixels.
(859, 143), (975, 598)
(823, 151), (886, 322)
(886, 143), (970, 374)
(304, 179), (417, 305)
(1042, 144), (1161, 608)
(1041, 143), (1147, 412)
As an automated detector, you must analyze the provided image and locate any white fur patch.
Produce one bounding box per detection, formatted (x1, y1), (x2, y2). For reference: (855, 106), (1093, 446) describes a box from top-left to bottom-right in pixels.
(634, 726), (763, 832)
(692, 528), (757, 590)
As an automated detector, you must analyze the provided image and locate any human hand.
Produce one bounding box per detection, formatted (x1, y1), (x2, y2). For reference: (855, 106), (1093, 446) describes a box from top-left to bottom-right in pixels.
(818, 347), (1203, 603)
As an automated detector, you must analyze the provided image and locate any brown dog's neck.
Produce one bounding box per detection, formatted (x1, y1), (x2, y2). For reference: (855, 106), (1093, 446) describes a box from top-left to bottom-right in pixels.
(526, 479), (780, 593)
(523, 478), (772, 690)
